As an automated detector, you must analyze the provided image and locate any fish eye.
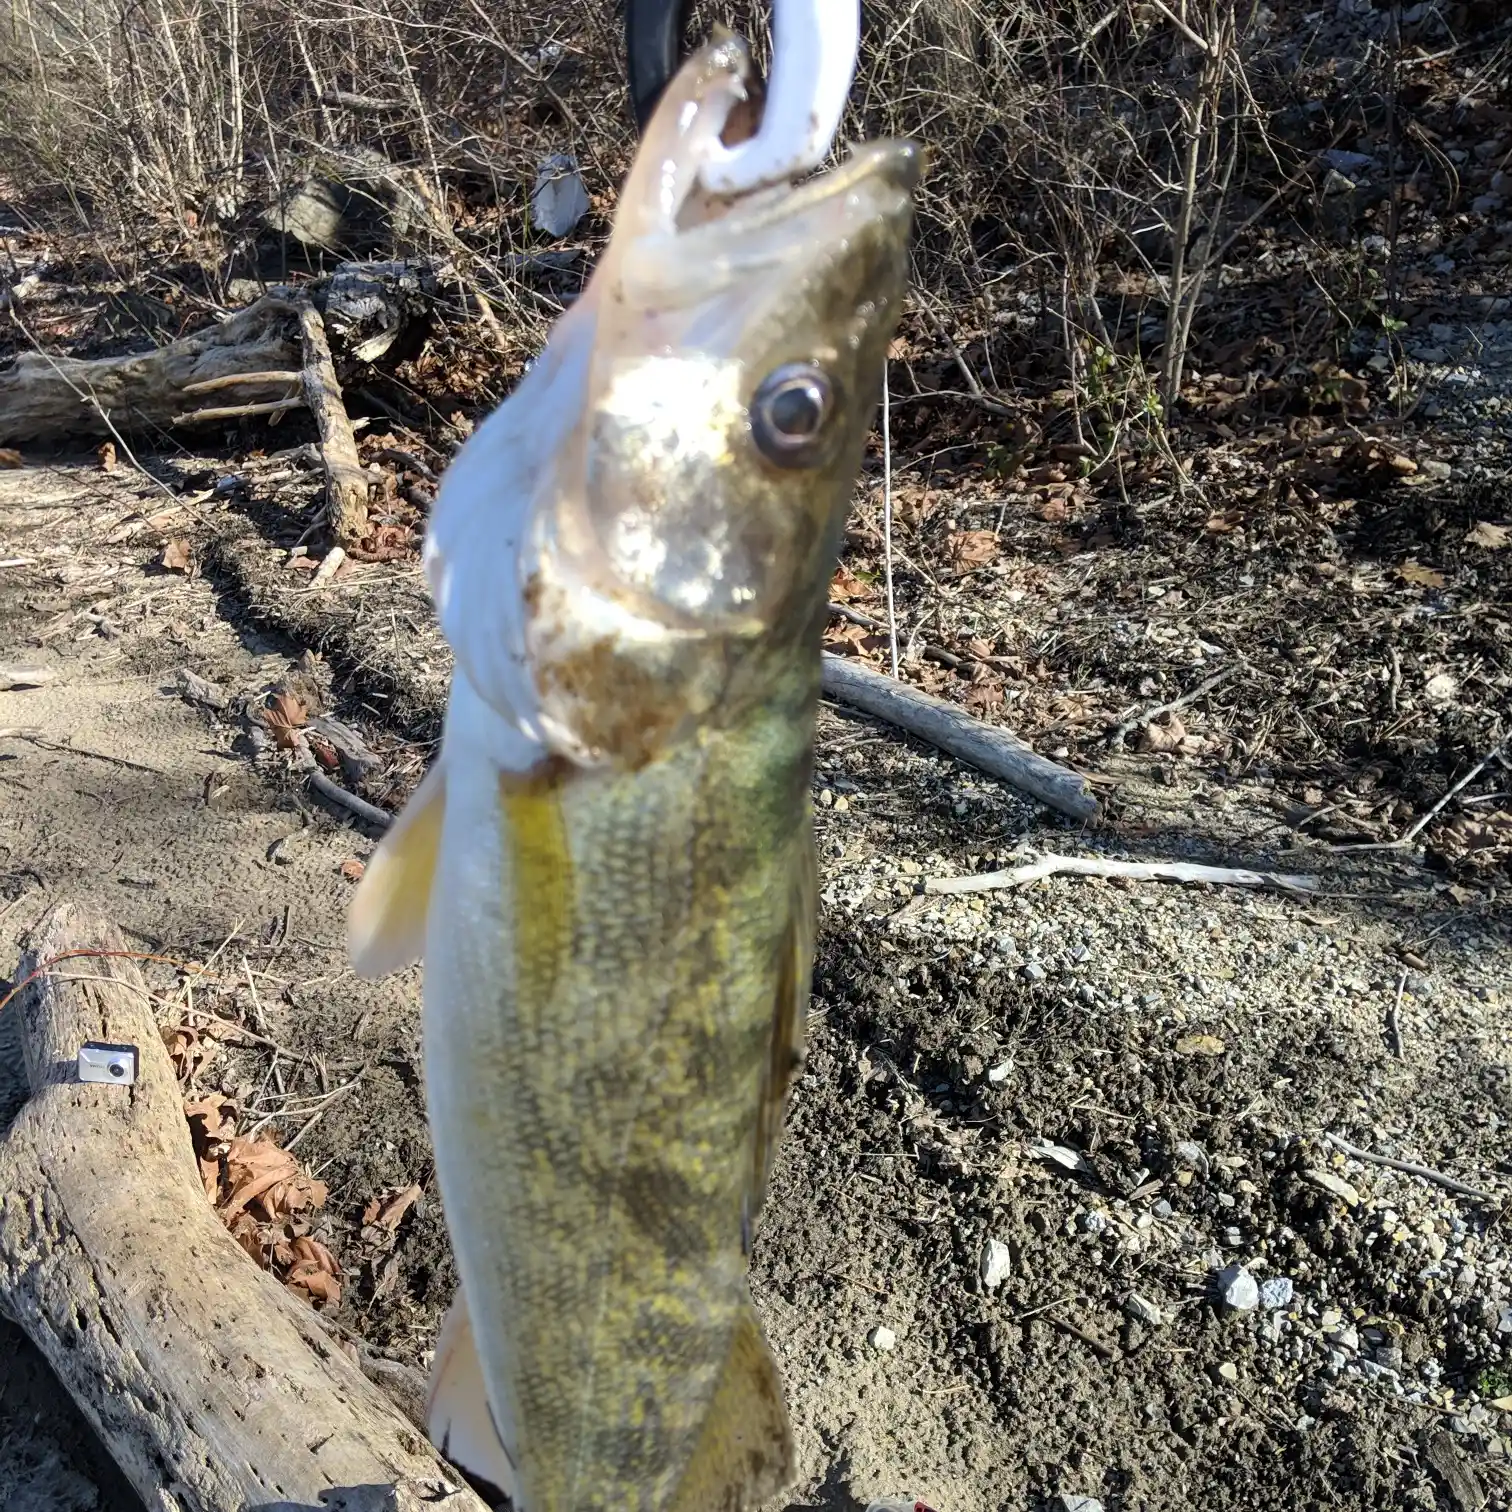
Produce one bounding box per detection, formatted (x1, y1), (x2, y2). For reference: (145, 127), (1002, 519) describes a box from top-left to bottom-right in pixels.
(750, 363), (835, 468)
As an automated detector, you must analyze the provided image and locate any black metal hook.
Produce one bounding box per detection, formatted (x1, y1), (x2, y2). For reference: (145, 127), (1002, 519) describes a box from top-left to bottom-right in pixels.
(625, 0), (691, 133)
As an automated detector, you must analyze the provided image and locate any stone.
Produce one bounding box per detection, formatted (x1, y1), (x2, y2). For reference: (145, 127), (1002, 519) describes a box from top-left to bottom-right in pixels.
(1260, 1277), (1294, 1310)
(1124, 1293), (1164, 1327)
(869, 1325), (897, 1351)
(980, 1238), (1012, 1290)
(1218, 1262), (1260, 1311)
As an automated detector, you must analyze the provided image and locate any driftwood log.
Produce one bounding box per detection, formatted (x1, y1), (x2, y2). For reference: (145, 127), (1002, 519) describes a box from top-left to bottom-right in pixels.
(0, 300), (301, 449)
(820, 652), (1099, 822)
(0, 903), (489, 1512)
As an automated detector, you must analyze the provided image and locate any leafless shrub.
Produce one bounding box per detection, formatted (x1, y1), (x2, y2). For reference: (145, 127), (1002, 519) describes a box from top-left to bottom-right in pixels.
(0, 0), (1340, 426)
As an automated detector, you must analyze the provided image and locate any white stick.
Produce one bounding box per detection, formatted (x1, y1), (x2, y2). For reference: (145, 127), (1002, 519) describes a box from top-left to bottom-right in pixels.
(924, 853), (1318, 896)
(881, 368), (899, 679)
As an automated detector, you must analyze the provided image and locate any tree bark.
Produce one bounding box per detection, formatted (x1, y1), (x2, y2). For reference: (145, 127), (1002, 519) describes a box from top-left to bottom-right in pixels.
(0, 902), (489, 1512)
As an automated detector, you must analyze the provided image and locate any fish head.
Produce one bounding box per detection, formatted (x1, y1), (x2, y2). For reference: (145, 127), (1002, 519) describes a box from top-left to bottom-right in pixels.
(428, 36), (917, 767)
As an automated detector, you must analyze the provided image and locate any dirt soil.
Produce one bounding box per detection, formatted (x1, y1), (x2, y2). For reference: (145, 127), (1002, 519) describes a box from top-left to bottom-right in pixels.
(1, 444), (1509, 1512)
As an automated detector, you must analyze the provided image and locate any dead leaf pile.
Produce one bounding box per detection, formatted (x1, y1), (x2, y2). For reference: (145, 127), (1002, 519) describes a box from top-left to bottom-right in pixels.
(184, 1094), (341, 1308)
(1431, 809), (1512, 874)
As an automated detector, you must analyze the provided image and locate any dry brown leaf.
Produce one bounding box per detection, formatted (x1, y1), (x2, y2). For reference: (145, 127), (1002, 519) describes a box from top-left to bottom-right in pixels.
(1397, 561), (1445, 588)
(962, 680), (1005, 717)
(287, 1263), (341, 1308)
(1205, 511), (1243, 534)
(263, 691), (309, 750)
(361, 1183), (423, 1233)
(829, 563), (873, 603)
(0, 448), (22, 469)
(96, 441), (117, 472)
(1466, 520), (1509, 549)
(1036, 496), (1068, 523)
(340, 858), (366, 882)
(1139, 715), (1187, 754)
(161, 538), (193, 573)
(947, 529), (999, 570)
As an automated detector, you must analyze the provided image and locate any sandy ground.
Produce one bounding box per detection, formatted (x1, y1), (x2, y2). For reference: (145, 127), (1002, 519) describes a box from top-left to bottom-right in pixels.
(1, 458), (1509, 1512)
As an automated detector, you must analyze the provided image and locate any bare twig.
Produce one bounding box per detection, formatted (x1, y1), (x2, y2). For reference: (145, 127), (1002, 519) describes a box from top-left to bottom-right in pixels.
(173, 397), (303, 425)
(1386, 969), (1405, 1058)
(180, 370), (303, 395)
(370, 447), (438, 484)
(309, 770), (392, 829)
(1322, 1132), (1496, 1205)
(1106, 666), (1237, 748)
(827, 603), (973, 673)
(925, 853), (1318, 896)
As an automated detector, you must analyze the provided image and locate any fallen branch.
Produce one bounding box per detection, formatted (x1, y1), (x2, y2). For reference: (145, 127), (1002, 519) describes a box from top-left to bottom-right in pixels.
(297, 302), (371, 548)
(1323, 1132), (1496, 1205)
(311, 769), (394, 829)
(172, 396), (304, 425)
(924, 852), (1318, 896)
(0, 902), (489, 1512)
(820, 653), (1098, 821)
(0, 665), (55, 690)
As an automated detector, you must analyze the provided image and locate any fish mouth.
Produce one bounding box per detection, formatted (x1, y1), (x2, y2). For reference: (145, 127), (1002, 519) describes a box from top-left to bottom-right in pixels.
(619, 139), (920, 312)
(611, 37), (920, 314)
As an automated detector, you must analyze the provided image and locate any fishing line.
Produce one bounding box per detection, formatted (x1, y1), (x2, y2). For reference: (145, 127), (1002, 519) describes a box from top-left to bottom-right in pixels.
(881, 367), (899, 679)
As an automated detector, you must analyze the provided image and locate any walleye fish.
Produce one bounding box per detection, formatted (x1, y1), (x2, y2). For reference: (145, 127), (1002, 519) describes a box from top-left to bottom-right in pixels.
(349, 35), (916, 1512)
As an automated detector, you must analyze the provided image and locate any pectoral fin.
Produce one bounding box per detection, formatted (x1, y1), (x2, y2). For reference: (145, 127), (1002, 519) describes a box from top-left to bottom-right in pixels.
(426, 1287), (520, 1507)
(348, 760), (446, 978)
(667, 1302), (794, 1512)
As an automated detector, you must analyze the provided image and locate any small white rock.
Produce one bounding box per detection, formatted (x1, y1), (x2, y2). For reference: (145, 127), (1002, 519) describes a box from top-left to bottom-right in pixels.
(1059, 1497), (1104, 1512)
(1218, 1262), (1260, 1311)
(980, 1238), (1013, 1290)
(869, 1325), (897, 1352)
(1124, 1292), (1164, 1327)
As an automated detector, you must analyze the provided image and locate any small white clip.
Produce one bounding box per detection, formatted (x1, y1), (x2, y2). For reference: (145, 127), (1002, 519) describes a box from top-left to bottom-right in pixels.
(77, 1041), (139, 1086)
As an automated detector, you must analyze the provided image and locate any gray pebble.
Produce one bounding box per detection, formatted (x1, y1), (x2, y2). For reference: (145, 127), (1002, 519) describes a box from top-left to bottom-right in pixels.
(1124, 1292), (1164, 1327)
(1260, 1277), (1294, 1310)
(1059, 1498), (1104, 1512)
(1021, 961), (1047, 983)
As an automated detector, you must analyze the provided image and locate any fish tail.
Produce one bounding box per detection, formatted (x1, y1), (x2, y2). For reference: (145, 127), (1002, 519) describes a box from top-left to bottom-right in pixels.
(667, 1298), (794, 1512)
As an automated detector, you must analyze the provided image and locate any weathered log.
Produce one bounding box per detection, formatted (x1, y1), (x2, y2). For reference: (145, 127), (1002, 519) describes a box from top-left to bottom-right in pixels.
(0, 300), (302, 447)
(820, 652), (1099, 822)
(0, 902), (490, 1512)
(298, 303), (371, 547)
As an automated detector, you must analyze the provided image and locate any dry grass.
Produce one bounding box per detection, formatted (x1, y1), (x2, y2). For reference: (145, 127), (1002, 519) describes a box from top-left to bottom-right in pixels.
(0, 0), (1423, 435)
